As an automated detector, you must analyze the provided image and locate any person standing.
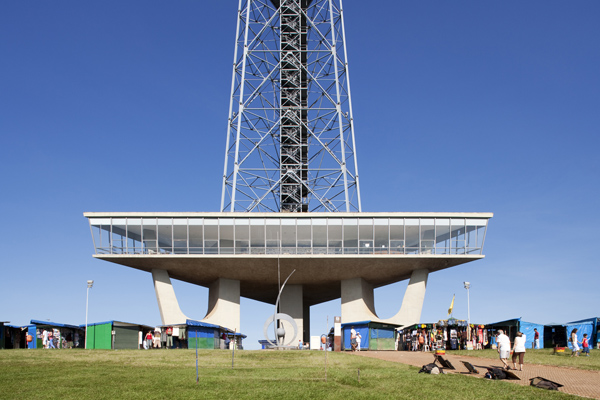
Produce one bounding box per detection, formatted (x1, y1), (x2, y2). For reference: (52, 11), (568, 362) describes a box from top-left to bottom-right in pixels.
(533, 328), (540, 349)
(496, 330), (511, 369)
(511, 332), (526, 371)
(145, 331), (153, 350)
(356, 332), (362, 351)
(42, 329), (49, 349)
(166, 326), (173, 349)
(570, 328), (580, 357)
(350, 326), (357, 351)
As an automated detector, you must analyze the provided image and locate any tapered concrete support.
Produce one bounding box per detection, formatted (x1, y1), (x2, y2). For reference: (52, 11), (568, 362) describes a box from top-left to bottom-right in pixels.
(279, 284), (304, 344)
(341, 277), (379, 323)
(382, 268), (429, 327)
(152, 269), (189, 325)
(202, 278), (240, 332)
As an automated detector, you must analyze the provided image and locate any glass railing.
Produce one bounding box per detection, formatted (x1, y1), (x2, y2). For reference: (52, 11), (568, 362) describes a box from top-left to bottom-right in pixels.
(94, 246), (485, 256)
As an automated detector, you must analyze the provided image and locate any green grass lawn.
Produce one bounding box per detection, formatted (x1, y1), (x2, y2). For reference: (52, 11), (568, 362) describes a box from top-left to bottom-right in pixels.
(447, 348), (600, 371)
(0, 349), (581, 400)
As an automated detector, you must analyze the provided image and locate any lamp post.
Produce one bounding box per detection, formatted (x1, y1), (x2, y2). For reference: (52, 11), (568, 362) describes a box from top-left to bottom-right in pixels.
(85, 280), (94, 349)
(463, 282), (470, 327)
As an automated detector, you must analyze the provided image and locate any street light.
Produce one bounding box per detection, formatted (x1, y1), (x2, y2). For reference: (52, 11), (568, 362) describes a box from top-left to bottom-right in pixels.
(463, 282), (470, 327)
(85, 280), (94, 349)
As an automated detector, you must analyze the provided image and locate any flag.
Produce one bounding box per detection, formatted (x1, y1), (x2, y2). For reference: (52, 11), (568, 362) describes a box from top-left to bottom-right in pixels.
(447, 294), (455, 316)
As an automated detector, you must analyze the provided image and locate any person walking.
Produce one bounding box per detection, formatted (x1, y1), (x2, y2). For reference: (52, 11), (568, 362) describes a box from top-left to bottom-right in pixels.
(581, 334), (590, 356)
(496, 330), (511, 369)
(570, 328), (580, 357)
(512, 331), (526, 371)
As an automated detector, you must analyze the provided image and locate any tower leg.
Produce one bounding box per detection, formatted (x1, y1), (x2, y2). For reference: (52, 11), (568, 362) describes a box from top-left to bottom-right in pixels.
(152, 269), (189, 325)
(341, 277), (378, 323)
(202, 278), (240, 332)
(382, 269), (429, 327)
(279, 284), (304, 344)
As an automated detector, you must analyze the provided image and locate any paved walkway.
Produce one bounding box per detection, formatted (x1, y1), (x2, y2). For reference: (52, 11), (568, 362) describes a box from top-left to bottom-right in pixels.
(355, 351), (600, 399)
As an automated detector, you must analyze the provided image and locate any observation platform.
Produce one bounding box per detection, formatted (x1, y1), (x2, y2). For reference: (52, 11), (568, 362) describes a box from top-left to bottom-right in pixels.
(84, 212), (491, 337)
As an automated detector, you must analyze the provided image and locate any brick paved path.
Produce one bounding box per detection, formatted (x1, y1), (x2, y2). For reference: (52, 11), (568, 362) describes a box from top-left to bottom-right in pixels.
(356, 351), (600, 399)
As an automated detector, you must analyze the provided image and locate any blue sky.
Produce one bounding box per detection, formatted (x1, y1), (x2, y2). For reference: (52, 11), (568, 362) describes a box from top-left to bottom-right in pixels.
(1, 1), (598, 349)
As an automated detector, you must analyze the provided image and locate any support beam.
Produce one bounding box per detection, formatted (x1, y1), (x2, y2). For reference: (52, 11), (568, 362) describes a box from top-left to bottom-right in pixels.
(279, 284), (304, 344)
(152, 269), (189, 325)
(382, 268), (429, 327)
(341, 277), (378, 323)
(202, 278), (241, 332)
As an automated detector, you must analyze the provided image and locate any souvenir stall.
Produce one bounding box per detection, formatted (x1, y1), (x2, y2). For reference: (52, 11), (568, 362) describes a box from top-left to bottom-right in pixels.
(436, 318), (469, 350)
(486, 318), (545, 348)
(564, 317), (599, 350)
(396, 324), (437, 351)
(84, 320), (154, 349)
(30, 320), (84, 349)
(341, 321), (400, 351)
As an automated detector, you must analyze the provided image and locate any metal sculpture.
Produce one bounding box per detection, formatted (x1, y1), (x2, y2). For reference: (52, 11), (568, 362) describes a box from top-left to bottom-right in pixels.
(221, 0), (361, 213)
(263, 269), (298, 347)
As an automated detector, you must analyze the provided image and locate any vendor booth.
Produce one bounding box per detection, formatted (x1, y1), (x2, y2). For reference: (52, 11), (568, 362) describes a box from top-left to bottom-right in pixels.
(30, 320), (84, 349)
(3, 324), (35, 349)
(342, 321), (400, 351)
(185, 320), (221, 349)
(486, 318), (545, 348)
(565, 317), (599, 350)
(84, 321), (153, 350)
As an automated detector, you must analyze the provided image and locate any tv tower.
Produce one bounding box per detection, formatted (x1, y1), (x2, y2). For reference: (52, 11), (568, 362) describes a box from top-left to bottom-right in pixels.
(221, 0), (361, 213)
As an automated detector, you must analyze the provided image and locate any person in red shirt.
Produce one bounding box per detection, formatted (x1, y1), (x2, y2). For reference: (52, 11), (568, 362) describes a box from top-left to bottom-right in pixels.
(534, 328), (540, 349)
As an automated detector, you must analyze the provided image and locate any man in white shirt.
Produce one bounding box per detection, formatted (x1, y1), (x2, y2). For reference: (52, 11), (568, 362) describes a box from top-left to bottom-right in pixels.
(350, 326), (357, 351)
(496, 329), (511, 369)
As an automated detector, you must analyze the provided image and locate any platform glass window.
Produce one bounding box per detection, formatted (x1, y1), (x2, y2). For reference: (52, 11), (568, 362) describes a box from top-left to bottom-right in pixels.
(281, 219), (296, 254)
(219, 218), (234, 254)
(189, 218), (204, 254)
(265, 218), (281, 253)
(157, 218), (173, 254)
(297, 219), (311, 253)
(405, 219), (420, 254)
(343, 219), (358, 254)
(125, 218), (142, 254)
(435, 219), (450, 254)
(389, 219), (404, 254)
(312, 218), (327, 254)
(359, 218), (374, 254)
(328, 218), (343, 254)
(173, 219), (188, 254)
(374, 218), (389, 254)
(235, 218), (250, 254)
(142, 218), (157, 254)
(250, 218), (265, 254)
(420, 219), (435, 254)
(111, 219), (126, 254)
(90, 218), (111, 254)
(451, 219), (466, 254)
(204, 219), (219, 254)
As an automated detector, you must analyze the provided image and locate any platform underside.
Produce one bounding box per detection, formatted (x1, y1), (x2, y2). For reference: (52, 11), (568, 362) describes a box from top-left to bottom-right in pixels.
(95, 254), (482, 306)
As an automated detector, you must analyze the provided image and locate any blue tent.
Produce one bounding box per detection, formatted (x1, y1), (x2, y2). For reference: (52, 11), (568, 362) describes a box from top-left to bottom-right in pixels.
(565, 317), (598, 350)
(486, 318), (545, 349)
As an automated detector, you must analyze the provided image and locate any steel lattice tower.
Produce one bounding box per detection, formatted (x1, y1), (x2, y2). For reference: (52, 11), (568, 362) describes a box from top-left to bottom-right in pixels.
(221, 0), (361, 213)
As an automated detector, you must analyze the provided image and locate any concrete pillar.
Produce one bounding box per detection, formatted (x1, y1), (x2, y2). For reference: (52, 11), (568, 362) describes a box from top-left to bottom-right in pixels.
(383, 268), (429, 327)
(202, 278), (240, 332)
(279, 284), (303, 344)
(152, 269), (189, 325)
(341, 277), (378, 323)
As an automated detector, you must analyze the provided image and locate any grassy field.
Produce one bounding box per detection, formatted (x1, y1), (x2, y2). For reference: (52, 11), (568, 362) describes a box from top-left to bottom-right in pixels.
(0, 349), (582, 400)
(447, 348), (600, 371)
